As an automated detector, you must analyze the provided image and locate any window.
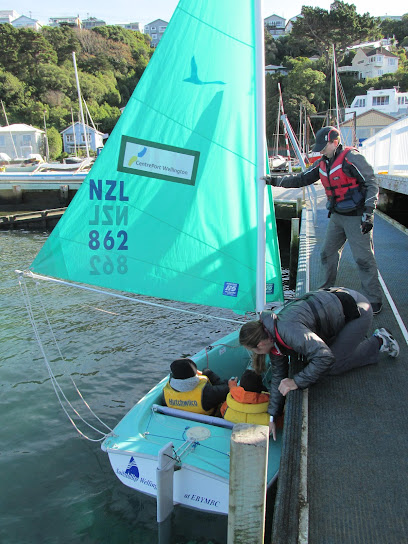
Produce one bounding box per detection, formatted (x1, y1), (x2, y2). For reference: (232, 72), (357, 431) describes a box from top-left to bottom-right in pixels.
(151, 33), (157, 39)
(150, 26), (156, 31)
(66, 135), (75, 143)
(355, 98), (366, 108)
(159, 26), (166, 32)
(398, 96), (408, 105)
(372, 96), (389, 106)
(22, 134), (32, 145)
(388, 58), (396, 65)
(378, 70), (383, 76)
(0, 135), (5, 146)
(81, 134), (91, 143)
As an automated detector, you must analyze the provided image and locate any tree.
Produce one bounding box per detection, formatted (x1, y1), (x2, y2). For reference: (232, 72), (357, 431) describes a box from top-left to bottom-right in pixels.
(380, 14), (408, 44)
(290, 2), (381, 67)
(41, 26), (81, 63)
(0, 69), (25, 105)
(47, 126), (62, 160)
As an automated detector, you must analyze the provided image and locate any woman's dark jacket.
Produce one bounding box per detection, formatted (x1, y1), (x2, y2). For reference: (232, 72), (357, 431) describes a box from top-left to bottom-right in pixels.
(261, 289), (351, 419)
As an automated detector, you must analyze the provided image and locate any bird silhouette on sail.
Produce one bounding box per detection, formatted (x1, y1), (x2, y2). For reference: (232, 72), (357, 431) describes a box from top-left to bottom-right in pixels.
(184, 56), (225, 85)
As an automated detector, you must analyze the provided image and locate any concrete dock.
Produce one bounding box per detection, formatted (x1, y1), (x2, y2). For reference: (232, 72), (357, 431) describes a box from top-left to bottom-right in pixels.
(271, 186), (408, 543)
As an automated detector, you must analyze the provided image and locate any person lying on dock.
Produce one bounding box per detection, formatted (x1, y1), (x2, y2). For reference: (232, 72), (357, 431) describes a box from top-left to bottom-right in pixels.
(221, 369), (270, 425)
(239, 287), (400, 441)
(163, 358), (237, 416)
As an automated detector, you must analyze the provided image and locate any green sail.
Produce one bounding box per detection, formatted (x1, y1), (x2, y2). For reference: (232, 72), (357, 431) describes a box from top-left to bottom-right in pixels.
(31, 0), (283, 313)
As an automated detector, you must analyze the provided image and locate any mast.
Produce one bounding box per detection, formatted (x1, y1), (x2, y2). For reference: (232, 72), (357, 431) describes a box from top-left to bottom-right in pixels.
(255, 0), (266, 314)
(333, 44), (340, 131)
(72, 52), (90, 159)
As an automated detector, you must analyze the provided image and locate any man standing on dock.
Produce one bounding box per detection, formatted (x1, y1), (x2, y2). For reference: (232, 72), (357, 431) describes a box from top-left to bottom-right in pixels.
(265, 126), (383, 314)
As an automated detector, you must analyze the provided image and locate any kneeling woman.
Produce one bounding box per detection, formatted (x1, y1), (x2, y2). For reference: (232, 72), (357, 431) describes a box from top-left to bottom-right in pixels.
(239, 287), (399, 440)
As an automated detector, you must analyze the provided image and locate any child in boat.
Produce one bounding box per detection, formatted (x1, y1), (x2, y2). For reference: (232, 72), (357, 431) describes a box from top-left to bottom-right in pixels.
(221, 369), (270, 425)
(163, 358), (237, 415)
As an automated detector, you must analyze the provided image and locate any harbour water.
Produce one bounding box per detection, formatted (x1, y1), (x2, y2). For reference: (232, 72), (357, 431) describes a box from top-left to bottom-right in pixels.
(1, 229), (291, 544)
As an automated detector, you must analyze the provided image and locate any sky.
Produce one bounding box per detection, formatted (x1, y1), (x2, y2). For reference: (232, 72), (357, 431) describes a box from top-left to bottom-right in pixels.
(8, 0), (404, 27)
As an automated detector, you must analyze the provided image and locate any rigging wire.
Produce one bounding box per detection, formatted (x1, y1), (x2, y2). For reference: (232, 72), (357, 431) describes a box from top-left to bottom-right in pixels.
(18, 274), (113, 442)
(18, 270), (246, 326)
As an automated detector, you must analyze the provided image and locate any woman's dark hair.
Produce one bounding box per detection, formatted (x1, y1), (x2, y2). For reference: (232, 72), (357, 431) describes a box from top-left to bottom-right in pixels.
(239, 320), (269, 374)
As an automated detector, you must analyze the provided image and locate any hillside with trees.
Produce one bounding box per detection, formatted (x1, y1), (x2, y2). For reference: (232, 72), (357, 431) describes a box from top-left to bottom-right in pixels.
(0, 23), (152, 149)
(0, 3), (407, 155)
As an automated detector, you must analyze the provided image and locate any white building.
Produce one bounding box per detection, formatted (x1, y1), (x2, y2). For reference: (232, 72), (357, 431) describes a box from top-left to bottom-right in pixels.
(0, 9), (19, 24)
(117, 22), (142, 32)
(338, 46), (399, 80)
(60, 122), (104, 154)
(144, 19), (168, 47)
(0, 124), (45, 159)
(48, 16), (81, 28)
(82, 17), (106, 30)
(285, 14), (301, 33)
(11, 15), (42, 30)
(264, 14), (286, 38)
(265, 64), (289, 76)
(345, 88), (408, 120)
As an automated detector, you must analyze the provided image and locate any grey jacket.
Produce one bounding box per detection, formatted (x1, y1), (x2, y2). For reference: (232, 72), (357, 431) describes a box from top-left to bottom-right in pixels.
(267, 145), (378, 214)
(261, 290), (348, 419)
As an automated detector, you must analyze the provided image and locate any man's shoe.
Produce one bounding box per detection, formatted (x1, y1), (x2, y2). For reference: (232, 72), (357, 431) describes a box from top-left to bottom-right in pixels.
(373, 327), (399, 357)
(371, 303), (383, 315)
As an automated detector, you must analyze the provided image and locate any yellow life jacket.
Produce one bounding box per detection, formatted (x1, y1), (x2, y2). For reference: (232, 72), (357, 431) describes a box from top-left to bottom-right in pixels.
(221, 387), (270, 425)
(163, 375), (214, 415)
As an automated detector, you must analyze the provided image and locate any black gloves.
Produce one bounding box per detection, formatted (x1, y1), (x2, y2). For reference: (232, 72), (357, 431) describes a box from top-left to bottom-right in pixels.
(263, 175), (281, 187)
(361, 212), (374, 234)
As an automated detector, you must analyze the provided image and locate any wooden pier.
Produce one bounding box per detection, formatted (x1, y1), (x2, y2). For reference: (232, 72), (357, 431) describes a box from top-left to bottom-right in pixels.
(271, 191), (408, 543)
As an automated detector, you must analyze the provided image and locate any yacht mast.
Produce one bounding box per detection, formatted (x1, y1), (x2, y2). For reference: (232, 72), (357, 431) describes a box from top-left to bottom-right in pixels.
(255, 0), (267, 313)
(72, 52), (90, 159)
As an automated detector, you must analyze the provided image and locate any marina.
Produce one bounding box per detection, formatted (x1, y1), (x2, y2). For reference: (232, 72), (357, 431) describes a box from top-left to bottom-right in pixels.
(2, 1), (408, 543)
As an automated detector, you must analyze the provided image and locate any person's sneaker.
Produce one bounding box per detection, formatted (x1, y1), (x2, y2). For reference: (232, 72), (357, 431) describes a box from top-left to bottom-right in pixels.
(373, 327), (400, 357)
(371, 303), (383, 315)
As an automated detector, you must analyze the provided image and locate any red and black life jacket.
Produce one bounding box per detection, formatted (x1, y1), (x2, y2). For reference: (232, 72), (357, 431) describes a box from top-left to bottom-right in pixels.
(319, 147), (364, 211)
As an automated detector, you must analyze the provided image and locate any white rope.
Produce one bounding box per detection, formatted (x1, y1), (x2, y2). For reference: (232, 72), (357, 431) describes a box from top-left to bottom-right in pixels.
(34, 281), (113, 433)
(17, 270), (246, 325)
(18, 275), (112, 442)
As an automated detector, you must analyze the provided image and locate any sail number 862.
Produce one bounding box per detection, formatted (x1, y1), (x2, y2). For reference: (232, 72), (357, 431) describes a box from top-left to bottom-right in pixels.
(88, 229), (128, 251)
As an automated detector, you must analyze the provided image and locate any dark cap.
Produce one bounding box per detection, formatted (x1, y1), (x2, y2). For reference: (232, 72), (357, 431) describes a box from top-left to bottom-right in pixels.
(170, 358), (197, 379)
(240, 369), (266, 393)
(312, 126), (341, 152)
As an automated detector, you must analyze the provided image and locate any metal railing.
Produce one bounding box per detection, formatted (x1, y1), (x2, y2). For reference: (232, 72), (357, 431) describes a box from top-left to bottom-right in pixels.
(359, 116), (408, 176)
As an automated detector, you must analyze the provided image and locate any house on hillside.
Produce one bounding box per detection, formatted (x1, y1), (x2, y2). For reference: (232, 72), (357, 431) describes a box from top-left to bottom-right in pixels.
(338, 46), (399, 80)
(340, 109), (398, 146)
(0, 124), (45, 159)
(12, 15), (42, 30)
(60, 122), (104, 154)
(265, 64), (289, 76)
(82, 17), (106, 30)
(285, 14), (301, 33)
(264, 15), (286, 38)
(118, 22), (142, 32)
(345, 88), (408, 120)
(49, 16), (81, 28)
(0, 9), (19, 24)
(144, 19), (168, 47)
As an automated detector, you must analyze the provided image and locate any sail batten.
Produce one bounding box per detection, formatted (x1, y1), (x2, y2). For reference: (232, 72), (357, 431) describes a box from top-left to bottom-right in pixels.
(30, 0), (283, 313)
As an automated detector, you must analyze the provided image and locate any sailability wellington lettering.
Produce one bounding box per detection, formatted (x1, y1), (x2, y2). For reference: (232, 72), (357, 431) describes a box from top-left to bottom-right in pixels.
(88, 179), (129, 276)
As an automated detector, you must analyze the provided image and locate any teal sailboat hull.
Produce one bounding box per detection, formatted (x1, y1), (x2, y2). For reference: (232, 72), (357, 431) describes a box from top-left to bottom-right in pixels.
(102, 330), (281, 514)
